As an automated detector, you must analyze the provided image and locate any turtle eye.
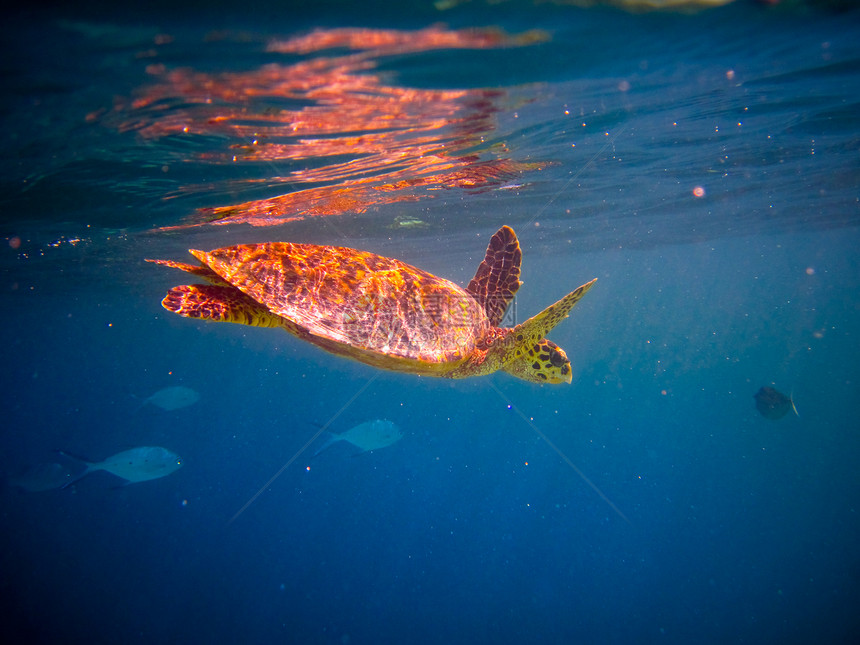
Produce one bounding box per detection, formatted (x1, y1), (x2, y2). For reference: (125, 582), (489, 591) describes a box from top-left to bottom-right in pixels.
(549, 349), (565, 367)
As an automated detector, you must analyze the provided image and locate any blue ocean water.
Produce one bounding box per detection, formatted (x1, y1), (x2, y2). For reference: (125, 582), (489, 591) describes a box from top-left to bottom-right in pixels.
(2, 1), (859, 643)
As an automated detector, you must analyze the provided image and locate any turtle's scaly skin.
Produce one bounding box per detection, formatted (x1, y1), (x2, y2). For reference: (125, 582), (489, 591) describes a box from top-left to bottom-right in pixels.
(466, 226), (522, 327)
(148, 227), (596, 383)
(462, 226), (576, 382)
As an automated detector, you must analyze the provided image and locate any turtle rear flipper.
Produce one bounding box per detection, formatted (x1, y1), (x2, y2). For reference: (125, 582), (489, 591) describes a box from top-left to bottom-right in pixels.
(163, 284), (284, 328)
(145, 258), (228, 285)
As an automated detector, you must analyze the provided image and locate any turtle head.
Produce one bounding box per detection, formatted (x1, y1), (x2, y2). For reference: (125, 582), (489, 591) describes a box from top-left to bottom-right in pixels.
(503, 338), (572, 384)
(496, 278), (596, 384)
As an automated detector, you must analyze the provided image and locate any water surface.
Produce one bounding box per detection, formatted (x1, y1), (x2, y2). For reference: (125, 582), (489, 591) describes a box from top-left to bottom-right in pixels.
(2, 2), (859, 643)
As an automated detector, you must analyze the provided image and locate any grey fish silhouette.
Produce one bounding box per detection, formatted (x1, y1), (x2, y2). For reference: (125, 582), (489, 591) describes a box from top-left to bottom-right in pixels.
(135, 386), (200, 412)
(8, 462), (79, 492)
(754, 386), (798, 420)
(313, 419), (402, 457)
(57, 447), (183, 487)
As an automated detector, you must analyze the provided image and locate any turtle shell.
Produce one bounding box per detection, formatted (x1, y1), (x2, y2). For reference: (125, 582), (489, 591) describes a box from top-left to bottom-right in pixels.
(192, 242), (490, 367)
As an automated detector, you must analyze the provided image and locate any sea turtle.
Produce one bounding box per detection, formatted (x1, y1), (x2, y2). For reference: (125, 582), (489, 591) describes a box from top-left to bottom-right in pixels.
(147, 226), (596, 384)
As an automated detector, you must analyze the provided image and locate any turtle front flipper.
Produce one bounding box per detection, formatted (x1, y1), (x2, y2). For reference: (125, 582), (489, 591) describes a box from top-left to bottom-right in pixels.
(514, 278), (596, 340)
(501, 278), (597, 384)
(162, 284), (284, 328)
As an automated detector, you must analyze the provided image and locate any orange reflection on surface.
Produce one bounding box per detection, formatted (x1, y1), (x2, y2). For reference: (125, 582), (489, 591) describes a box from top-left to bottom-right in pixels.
(185, 158), (545, 228)
(113, 26), (549, 229)
(266, 25), (548, 55)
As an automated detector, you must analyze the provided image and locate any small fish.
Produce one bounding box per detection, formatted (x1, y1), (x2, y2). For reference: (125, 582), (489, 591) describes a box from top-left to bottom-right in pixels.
(388, 216), (429, 229)
(135, 385), (200, 412)
(754, 386), (799, 420)
(57, 446), (183, 487)
(7, 462), (79, 492)
(313, 419), (402, 457)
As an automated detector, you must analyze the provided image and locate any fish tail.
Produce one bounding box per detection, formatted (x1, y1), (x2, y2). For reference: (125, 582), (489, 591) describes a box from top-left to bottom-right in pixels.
(55, 450), (95, 489)
(55, 449), (92, 465)
(312, 432), (339, 458)
(59, 466), (93, 489)
(790, 391), (799, 417)
(131, 395), (150, 414)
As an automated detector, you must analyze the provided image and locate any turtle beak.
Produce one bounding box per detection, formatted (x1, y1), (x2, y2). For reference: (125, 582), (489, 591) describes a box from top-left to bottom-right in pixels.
(551, 347), (573, 384)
